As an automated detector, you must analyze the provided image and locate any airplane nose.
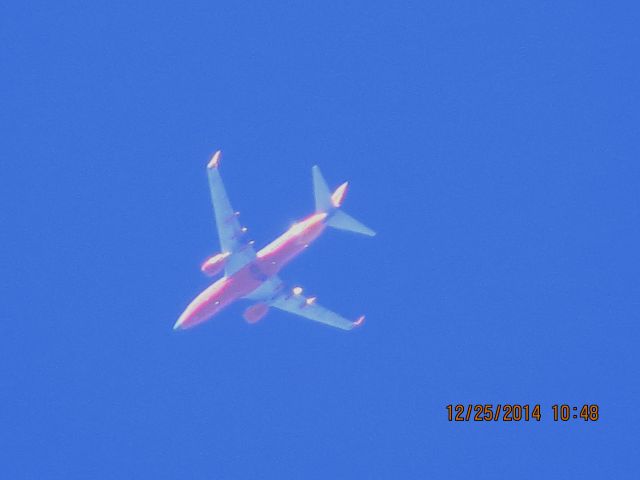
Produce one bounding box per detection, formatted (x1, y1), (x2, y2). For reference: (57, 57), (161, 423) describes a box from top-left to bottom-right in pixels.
(173, 307), (194, 330)
(173, 314), (186, 330)
(173, 296), (214, 330)
(174, 281), (226, 331)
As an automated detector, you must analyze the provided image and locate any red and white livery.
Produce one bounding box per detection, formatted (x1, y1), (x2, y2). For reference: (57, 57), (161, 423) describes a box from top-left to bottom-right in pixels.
(174, 151), (375, 331)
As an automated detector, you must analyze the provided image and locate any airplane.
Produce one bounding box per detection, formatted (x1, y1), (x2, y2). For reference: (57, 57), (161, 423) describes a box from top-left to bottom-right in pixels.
(174, 150), (376, 331)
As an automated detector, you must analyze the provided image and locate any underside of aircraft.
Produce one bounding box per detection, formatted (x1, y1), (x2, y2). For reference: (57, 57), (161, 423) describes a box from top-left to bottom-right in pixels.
(174, 151), (375, 331)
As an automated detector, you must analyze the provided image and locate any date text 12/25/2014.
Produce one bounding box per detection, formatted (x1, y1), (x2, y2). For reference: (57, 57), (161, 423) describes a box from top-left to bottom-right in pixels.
(446, 404), (599, 422)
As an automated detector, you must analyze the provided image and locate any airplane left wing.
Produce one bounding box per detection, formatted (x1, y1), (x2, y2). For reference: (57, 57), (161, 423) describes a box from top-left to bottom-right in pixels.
(207, 151), (256, 275)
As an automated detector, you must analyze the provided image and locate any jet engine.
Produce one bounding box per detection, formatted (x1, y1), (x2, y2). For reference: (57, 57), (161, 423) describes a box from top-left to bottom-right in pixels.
(243, 303), (269, 324)
(200, 252), (230, 276)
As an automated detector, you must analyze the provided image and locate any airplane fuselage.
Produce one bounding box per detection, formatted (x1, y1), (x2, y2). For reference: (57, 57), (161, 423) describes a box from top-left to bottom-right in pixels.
(176, 212), (328, 329)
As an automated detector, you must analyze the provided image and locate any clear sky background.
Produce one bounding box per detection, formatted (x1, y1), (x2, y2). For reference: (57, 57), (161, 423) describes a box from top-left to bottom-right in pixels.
(2, 1), (639, 478)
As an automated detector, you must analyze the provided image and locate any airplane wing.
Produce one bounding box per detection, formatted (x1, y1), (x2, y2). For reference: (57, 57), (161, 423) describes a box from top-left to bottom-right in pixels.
(271, 290), (365, 330)
(243, 276), (365, 331)
(206, 151), (256, 275)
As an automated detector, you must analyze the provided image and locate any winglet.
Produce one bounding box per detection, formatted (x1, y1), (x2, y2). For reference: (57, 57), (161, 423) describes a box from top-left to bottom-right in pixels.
(208, 150), (222, 169)
(352, 315), (366, 328)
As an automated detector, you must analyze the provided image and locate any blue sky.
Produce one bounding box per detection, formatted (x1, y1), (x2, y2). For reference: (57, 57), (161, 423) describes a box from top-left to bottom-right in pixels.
(2, 1), (639, 478)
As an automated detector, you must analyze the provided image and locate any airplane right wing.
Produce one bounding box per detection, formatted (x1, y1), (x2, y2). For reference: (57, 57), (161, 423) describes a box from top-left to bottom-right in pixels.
(206, 151), (256, 275)
(270, 291), (365, 330)
(243, 276), (364, 331)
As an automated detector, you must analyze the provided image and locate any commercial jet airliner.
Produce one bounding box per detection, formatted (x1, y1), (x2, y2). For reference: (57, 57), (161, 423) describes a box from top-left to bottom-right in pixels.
(174, 151), (375, 331)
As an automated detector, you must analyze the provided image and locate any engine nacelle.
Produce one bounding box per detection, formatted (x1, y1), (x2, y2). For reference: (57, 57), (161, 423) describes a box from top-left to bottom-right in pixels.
(200, 252), (230, 276)
(243, 303), (269, 324)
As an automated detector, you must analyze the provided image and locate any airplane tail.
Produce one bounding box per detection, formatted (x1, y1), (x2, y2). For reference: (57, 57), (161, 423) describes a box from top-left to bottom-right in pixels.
(312, 166), (376, 237)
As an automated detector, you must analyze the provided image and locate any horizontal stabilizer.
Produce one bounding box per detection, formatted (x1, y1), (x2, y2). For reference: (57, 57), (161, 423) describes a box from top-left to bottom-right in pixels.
(327, 210), (376, 236)
(312, 166), (333, 212)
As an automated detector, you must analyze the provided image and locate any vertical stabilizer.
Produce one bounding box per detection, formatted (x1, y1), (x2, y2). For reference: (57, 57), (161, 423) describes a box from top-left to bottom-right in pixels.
(311, 166), (376, 237)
